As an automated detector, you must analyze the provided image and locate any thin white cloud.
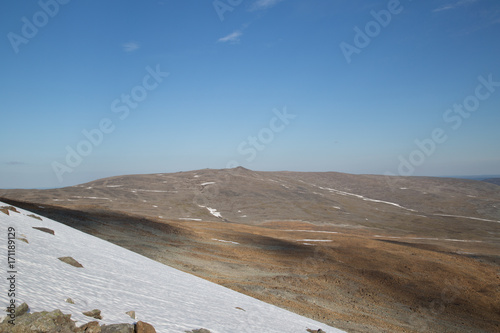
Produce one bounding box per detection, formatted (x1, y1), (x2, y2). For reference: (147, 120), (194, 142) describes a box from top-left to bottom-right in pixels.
(122, 41), (140, 52)
(433, 0), (478, 12)
(217, 30), (242, 44)
(250, 0), (284, 11)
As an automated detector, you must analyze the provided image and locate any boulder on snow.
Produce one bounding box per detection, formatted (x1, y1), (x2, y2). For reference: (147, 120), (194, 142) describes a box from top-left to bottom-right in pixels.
(82, 309), (102, 320)
(27, 214), (43, 221)
(136, 321), (156, 333)
(79, 320), (101, 332)
(16, 302), (29, 317)
(0, 206), (19, 215)
(59, 256), (84, 268)
(33, 227), (55, 235)
(100, 323), (134, 333)
(185, 329), (211, 333)
(125, 310), (135, 319)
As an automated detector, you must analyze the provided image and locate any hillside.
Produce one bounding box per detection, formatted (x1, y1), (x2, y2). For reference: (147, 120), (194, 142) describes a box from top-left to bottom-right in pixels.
(0, 202), (341, 332)
(1, 168), (499, 332)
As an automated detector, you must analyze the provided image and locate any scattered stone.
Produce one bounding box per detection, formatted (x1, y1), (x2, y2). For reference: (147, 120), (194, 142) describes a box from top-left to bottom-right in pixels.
(185, 329), (211, 333)
(18, 237), (29, 244)
(66, 298), (75, 304)
(59, 256), (84, 268)
(27, 214), (43, 220)
(100, 323), (134, 333)
(136, 321), (156, 333)
(82, 309), (102, 320)
(0, 206), (19, 215)
(125, 310), (135, 319)
(0, 307), (157, 333)
(306, 329), (326, 333)
(80, 321), (102, 332)
(235, 307), (245, 311)
(33, 227), (55, 235)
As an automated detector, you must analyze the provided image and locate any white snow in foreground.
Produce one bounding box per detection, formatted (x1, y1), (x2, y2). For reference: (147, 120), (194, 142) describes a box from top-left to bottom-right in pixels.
(0, 202), (344, 332)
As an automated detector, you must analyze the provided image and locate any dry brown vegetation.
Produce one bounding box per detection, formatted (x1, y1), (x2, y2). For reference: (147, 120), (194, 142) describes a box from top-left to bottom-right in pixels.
(1, 168), (499, 332)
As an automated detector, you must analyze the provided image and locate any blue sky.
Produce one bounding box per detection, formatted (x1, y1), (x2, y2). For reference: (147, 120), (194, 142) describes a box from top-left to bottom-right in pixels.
(1, 0), (500, 188)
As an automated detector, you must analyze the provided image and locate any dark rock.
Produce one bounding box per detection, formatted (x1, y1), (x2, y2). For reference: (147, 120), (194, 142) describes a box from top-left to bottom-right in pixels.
(82, 309), (102, 320)
(33, 227), (55, 235)
(0, 206), (19, 215)
(66, 298), (75, 304)
(18, 237), (29, 243)
(100, 323), (134, 333)
(136, 321), (156, 333)
(59, 256), (84, 268)
(28, 214), (43, 220)
(79, 321), (101, 332)
(0, 309), (78, 333)
(16, 302), (29, 317)
(185, 329), (211, 333)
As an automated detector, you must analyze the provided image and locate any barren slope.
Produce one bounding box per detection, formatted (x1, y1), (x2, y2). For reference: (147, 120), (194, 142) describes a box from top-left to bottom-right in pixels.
(1, 168), (499, 332)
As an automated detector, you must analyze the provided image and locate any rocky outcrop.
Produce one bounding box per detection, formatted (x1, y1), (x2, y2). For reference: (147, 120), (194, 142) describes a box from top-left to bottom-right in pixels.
(0, 308), (78, 333)
(0, 304), (156, 333)
(80, 321), (101, 332)
(0, 205), (19, 215)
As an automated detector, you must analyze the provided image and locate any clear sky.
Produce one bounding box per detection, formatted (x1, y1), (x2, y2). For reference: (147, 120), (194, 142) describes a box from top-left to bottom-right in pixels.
(1, 0), (499, 188)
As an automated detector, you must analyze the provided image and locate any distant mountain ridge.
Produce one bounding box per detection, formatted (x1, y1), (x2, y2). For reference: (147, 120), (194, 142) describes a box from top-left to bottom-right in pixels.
(483, 178), (500, 186)
(1, 168), (499, 240)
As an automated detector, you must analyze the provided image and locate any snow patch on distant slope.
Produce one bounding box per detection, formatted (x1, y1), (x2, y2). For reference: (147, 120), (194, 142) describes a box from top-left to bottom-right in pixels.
(198, 205), (223, 218)
(433, 214), (500, 224)
(212, 239), (239, 245)
(317, 186), (417, 212)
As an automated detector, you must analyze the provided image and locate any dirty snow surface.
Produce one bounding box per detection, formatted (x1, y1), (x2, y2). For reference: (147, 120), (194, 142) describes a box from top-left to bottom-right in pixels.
(0, 202), (344, 332)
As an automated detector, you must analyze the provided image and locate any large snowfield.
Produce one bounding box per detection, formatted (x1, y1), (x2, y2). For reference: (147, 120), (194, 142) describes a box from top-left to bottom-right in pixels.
(0, 202), (345, 332)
